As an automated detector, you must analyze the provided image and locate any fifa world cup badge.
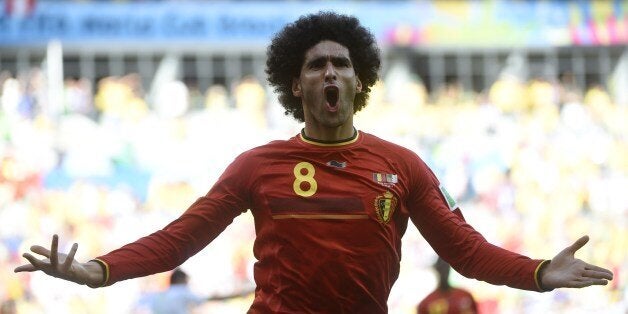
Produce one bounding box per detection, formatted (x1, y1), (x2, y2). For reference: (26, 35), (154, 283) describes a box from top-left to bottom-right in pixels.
(438, 184), (458, 211)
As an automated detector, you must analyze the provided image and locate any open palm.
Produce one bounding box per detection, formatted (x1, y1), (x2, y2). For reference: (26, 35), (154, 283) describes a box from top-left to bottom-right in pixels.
(14, 234), (95, 286)
(540, 235), (614, 290)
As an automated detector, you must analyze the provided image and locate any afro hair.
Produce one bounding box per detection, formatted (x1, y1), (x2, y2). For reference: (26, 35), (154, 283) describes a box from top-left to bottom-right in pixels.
(266, 11), (381, 122)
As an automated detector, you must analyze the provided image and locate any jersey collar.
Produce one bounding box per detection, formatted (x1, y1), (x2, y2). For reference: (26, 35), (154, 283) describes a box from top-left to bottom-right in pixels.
(299, 128), (359, 147)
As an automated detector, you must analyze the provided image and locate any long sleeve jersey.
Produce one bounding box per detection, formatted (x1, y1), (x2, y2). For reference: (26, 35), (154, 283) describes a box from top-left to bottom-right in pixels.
(95, 130), (546, 313)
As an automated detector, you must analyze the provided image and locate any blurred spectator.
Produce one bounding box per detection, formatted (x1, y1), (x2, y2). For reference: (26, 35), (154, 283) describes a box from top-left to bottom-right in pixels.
(64, 77), (94, 118)
(558, 71), (583, 107)
(183, 77), (204, 112)
(94, 74), (148, 122)
(488, 74), (527, 113)
(233, 75), (267, 130)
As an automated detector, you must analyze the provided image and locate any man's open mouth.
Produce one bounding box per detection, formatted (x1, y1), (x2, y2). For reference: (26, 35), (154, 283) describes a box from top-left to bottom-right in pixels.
(325, 86), (339, 109)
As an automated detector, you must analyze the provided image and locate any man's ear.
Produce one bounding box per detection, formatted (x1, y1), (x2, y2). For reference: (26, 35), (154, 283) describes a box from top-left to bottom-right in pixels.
(356, 77), (363, 93)
(292, 78), (302, 97)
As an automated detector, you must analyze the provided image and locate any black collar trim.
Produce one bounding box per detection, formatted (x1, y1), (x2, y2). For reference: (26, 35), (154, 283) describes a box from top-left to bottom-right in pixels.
(300, 128), (358, 145)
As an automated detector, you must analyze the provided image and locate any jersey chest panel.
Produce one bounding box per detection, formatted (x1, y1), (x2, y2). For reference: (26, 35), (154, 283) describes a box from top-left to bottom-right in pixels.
(252, 150), (406, 227)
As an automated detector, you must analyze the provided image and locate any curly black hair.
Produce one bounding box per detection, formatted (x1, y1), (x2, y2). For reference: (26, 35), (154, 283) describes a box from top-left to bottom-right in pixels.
(266, 11), (381, 122)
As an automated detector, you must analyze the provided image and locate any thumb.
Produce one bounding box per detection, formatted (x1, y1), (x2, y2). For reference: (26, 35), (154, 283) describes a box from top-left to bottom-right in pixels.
(564, 235), (589, 255)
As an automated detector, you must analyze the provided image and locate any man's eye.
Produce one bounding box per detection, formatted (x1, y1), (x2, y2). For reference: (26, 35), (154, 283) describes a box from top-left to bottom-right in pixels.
(310, 61), (325, 69)
(335, 60), (351, 67)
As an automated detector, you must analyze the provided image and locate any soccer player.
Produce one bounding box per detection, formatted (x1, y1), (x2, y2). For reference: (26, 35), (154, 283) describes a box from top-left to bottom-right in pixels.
(137, 268), (254, 313)
(417, 258), (478, 314)
(15, 12), (613, 313)
(139, 268), (206, 314)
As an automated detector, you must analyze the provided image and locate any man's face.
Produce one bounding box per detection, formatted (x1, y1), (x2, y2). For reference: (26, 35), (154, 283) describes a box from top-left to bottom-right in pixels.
(292, 40), (362, 129)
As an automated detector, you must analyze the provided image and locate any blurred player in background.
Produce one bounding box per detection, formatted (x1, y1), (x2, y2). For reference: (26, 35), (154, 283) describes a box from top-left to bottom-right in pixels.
(417, 257), (477, 314)
(136, 268), (254, 314)
(15, 11), (613, 313)
(138, 268), (205, 314)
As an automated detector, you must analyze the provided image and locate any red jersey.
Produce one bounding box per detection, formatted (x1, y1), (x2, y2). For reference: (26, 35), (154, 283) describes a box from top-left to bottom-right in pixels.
(417, 287), (478, 314)
(96, 130), (546, 313)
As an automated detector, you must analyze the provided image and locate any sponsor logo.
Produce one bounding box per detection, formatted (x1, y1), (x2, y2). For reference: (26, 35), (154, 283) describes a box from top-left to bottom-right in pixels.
(326, 160), (347, 168)
(373, 191), (398, 224)
(372, 172), (398, 187)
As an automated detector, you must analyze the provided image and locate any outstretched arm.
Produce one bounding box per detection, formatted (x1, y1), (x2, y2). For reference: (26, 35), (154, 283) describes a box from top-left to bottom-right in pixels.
(539, 235), (613, 290)
(14, 234), (105, 287)
(408, 157), (615, 291)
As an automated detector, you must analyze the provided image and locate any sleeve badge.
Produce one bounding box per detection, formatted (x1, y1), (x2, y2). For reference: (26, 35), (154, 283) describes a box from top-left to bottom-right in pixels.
(438, 183), (458, 211)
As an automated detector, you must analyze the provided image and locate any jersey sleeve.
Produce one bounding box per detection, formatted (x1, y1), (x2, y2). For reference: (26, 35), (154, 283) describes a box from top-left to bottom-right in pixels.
(94, 150), (258, 286)
(406, 155), (546, 291)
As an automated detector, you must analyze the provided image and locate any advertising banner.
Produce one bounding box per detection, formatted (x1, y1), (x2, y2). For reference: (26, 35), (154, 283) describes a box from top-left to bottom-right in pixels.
(0, 0), (626, 48)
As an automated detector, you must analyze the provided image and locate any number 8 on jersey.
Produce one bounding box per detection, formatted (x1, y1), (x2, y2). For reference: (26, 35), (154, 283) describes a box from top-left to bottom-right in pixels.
(293, 162), (317, 197)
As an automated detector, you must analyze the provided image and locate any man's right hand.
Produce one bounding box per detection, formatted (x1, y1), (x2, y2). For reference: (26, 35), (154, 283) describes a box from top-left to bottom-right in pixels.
(14, 234), (104, 287)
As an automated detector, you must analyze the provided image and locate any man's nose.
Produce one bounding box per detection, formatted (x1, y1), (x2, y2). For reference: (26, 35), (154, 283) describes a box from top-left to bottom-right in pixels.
(324, 62), (337, 81)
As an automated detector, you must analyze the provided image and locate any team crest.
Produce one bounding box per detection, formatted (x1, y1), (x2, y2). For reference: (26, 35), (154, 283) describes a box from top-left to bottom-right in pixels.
(373, 191), (398, 224)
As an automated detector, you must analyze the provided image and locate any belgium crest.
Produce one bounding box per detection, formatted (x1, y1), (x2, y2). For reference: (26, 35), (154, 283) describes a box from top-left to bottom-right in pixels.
(374, 191), (398, 224)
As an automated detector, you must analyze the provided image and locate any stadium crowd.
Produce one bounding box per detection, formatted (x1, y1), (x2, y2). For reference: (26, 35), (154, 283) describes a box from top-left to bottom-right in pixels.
(0, 65), (626, 313)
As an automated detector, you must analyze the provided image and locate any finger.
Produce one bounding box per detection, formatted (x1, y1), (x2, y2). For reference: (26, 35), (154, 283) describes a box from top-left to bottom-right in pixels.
(50, 234), (59, 268)
(582, 269), (614, 281)
(21, 253), (50, 271)
(30, 245), (51, 258)
(585, 264), (614, 279)
(14, 264), (37, 272)
(565, 235), (589, 255)
(63, 243), (78, 272)
(571, 278), (608, 288)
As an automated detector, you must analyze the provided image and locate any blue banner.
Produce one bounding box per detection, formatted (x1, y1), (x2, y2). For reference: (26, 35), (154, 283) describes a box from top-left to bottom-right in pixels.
(0, 1), (625, 47)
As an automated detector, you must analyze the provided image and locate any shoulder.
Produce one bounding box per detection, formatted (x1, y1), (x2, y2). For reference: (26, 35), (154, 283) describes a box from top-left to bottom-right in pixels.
(452, 287), (475, 298)
(360, 131), (421, 156)
(359, 131), (427, 167)
(226, 136), (299, 172)
(418, 289), (441, 307)
(239, 137), (297, 159)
